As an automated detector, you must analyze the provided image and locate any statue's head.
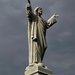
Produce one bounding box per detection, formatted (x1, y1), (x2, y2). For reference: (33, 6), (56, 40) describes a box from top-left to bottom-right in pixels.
(34, 7), (42, 16)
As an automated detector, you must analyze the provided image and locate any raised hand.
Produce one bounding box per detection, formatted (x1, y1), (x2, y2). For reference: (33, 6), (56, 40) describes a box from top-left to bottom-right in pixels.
(53, 14), (59, 18)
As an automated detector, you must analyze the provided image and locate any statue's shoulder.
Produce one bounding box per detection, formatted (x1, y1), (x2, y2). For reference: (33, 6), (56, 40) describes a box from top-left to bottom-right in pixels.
(32, 14), (38, 20)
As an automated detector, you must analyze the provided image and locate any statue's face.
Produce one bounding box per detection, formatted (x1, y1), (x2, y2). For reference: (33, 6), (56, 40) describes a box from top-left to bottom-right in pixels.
(38, 8), (42, 15)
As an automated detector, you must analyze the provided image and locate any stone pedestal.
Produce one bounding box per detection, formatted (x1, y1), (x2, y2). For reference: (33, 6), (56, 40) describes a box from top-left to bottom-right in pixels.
(24, 64), (52, 75)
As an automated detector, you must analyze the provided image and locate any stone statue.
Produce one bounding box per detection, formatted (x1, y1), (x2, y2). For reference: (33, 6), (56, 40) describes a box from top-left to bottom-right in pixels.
(26, 0), (59, 66)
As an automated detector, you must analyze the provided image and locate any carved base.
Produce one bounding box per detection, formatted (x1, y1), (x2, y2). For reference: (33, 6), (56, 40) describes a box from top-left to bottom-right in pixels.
(24, 63), (52, 75)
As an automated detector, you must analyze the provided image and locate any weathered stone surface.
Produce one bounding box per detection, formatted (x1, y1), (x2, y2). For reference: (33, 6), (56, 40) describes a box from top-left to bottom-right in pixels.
(26, 0), (59, 65)
(25, 64), (52, 75)
(24, 0), (59, 75)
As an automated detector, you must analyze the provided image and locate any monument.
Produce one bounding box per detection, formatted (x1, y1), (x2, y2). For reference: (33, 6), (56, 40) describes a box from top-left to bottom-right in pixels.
(25, 0), (59, 75)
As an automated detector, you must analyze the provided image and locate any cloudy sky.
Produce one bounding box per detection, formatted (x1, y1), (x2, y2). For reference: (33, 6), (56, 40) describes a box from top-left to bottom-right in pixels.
(0, 0), (75, 75)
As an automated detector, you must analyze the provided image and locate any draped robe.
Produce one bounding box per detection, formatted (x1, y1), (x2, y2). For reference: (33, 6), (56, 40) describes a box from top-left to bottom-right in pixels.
(26, 4), (57, 65)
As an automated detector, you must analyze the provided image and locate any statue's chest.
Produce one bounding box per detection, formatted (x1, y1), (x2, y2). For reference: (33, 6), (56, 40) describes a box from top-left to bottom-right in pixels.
(38, 17), (46, 29)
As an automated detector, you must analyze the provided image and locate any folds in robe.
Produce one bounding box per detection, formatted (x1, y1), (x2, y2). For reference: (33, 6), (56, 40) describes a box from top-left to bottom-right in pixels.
(26, 3), (57, 64)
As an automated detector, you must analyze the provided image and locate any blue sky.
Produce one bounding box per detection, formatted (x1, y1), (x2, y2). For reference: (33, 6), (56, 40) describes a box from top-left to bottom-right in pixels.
(0, 0), (75, 75)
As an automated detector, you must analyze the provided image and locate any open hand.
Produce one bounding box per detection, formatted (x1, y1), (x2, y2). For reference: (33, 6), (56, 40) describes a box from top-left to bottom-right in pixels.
(53, 14), (59, 18)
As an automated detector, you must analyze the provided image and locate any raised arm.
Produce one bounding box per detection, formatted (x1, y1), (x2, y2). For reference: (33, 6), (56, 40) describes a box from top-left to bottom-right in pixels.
(28, 0), (31, 4)
(26, 0), (33, 20)
(46, 14), (59, 29)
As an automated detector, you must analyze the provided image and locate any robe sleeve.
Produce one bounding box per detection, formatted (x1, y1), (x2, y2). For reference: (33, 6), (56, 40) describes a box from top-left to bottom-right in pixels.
(46, 15), (57, 29)
(26, 3), (33, 21)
